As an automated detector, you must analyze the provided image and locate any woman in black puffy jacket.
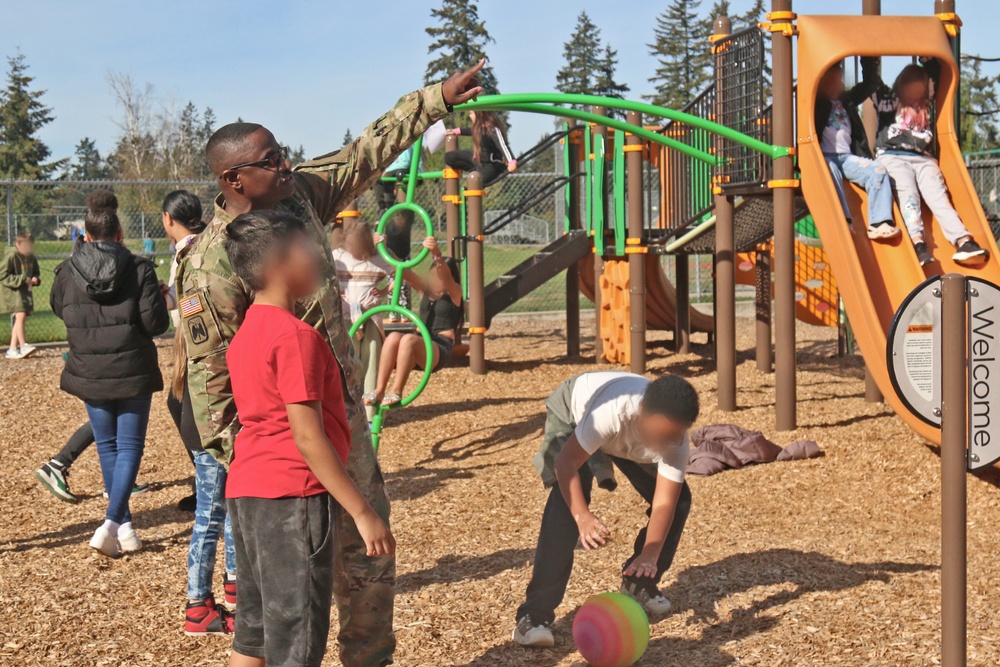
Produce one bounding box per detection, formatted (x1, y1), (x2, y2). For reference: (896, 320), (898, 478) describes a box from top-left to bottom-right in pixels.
(50, 189), (169, 557)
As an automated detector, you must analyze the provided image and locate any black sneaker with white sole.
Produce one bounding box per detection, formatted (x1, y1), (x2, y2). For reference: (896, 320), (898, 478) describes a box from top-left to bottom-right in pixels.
(35, 462), (77, 503)
(913, 242), (936, 267)
(513, 614), (554, 648)
(953, 240), (989, 264)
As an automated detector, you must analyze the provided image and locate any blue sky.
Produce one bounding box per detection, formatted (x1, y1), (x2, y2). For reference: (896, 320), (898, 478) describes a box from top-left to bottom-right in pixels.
(5, 0), (1000, 169)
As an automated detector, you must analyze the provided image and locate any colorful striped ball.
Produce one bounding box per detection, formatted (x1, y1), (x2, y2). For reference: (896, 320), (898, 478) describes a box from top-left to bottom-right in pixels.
(572, 592), (650, 667)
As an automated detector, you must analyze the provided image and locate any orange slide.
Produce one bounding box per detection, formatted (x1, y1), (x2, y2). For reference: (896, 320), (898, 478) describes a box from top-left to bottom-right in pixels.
(579, 255), (714, 364)
(797, 15), (1000, 445)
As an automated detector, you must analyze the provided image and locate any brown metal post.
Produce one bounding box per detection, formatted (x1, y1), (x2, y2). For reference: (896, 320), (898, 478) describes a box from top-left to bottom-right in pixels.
(865, 367), (883, 403)
(756, 246), (772, 372)
(940, 273), (967, 667)
(466, 172), (486, 375)
(592, 107), (607, 362)
(771, 0), (797, 430)
(444, 134), (460, 257)
(626, 111), (646, 373)
(714, 15), (737, 412)
(675, 255), (691, 353)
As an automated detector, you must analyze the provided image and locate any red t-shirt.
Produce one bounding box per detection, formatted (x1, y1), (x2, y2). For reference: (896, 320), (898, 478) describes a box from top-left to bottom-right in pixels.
(225, 304), (351, 499)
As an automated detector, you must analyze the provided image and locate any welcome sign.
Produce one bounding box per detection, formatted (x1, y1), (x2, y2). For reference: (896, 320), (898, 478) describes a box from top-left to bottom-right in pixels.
(967, 278), (1000, 470)
(888, 276), (1000, 471)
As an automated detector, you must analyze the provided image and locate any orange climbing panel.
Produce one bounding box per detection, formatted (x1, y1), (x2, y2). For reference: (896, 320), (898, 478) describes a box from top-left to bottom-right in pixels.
(735, 241), (840, 328)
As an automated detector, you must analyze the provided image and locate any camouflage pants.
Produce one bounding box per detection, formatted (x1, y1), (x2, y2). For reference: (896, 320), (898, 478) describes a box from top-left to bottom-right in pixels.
(332, 403), (395, 667)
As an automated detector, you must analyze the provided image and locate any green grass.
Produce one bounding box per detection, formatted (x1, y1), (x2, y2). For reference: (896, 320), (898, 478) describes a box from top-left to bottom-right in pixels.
(2, 243), (589, 344)
(1, 251), (174, 344)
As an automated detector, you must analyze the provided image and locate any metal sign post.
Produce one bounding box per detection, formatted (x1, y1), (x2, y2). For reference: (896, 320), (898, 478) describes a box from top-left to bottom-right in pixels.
(888, 273), (1000, 667)
(939, 274), (967, 667)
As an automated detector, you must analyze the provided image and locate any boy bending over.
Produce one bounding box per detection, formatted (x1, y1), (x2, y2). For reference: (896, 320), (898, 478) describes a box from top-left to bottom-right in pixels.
(514, 372), (698, 648)
(223, 211), (394, 667)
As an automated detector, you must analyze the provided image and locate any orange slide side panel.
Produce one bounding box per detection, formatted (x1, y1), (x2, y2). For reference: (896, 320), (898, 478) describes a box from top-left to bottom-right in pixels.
(579, 255), (714, 364)
(736, 242), (840, 328)
(797, 15), (1000, 445)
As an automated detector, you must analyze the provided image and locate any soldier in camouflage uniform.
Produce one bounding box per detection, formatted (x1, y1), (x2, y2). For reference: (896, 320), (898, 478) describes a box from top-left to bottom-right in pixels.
(176, 61), (485, 667)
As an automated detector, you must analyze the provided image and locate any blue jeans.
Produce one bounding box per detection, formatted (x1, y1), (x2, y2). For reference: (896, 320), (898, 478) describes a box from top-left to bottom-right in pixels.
(824, 153), (894, 226)
(85, 395), (152, 524)
(187, 450), (236, 600)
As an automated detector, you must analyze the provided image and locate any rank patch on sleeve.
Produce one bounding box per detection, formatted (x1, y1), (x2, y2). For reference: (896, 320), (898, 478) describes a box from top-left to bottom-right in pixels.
(179, 294), (204, 318)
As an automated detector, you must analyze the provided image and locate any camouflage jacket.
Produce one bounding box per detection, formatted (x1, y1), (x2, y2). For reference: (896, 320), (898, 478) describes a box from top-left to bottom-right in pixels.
(177, 83), (449, 465)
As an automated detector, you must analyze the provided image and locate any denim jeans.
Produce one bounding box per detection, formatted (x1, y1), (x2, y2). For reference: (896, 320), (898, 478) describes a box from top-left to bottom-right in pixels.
(824, 153), (894, 226)
(85, 395), (152, 524)
(187, 449), (236, 600)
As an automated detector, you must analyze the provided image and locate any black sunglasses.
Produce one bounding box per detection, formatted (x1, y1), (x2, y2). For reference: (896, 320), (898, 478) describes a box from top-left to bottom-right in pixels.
(228, 146), (289, 172)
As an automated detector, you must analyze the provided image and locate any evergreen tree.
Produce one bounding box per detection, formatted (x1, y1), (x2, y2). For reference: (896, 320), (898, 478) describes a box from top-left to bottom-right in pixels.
(425, 0), (498, 94)
(343, 128), (353, 146)
(0, 52), (63, 180)
(960, 56), (1000, 153)
(555, 12), (602, 99)
(594, 45), (631, 118)
(68, 138), (109, 180)
(289, 145), (306, 165)
(646, 0), (710, 110)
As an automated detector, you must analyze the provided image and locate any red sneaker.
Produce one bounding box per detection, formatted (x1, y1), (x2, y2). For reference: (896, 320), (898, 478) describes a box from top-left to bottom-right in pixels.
(184, 599), (234, 636)
(223, 572), (237, 611)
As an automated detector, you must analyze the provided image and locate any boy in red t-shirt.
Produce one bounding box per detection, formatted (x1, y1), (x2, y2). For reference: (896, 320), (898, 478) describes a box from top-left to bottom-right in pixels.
(222, 210), (395, 667)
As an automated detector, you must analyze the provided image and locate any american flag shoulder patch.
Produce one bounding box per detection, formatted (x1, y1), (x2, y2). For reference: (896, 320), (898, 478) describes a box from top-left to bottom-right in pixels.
(179, 294), (205, 318)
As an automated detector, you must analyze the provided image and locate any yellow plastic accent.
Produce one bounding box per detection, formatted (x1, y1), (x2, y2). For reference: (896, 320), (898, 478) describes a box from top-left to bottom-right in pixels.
(759, 21), (797, 37)
(467, 326), (487, 335)
(625, 237), (642, 245)
(338, 210), (360, 218)
(441, 195), (461, 204)
(766, 10), (797, 20)
(935, 13), (963, 37)
(622, 145), (644, 153)
(712, 186), (723, 195)
(767, 179), (801, 189)
(589, 153), (596, 160)
(463, 190), (485, 197)
(624, 247), (648, 255)
(442, 167), (460, 179)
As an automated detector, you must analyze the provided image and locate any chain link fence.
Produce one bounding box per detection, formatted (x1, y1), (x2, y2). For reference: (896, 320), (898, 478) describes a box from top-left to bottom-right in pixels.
(3, 171), (723, 344)
(966, 155), (1000, 238)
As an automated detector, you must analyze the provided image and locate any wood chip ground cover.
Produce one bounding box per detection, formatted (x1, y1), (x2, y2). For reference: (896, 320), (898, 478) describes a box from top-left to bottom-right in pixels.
(1, 316), (996, 666)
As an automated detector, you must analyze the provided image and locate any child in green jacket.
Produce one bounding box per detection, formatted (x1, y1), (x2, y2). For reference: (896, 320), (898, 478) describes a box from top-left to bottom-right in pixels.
(2, 231), (41, 359)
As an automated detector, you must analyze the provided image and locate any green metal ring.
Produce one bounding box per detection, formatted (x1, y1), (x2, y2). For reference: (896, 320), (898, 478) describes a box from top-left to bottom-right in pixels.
(375, 202), (434, 270)
(348, 304), (435, 410)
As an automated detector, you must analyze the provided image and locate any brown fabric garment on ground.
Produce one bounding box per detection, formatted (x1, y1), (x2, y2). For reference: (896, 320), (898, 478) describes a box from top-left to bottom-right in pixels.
(687, 425), (822, 476)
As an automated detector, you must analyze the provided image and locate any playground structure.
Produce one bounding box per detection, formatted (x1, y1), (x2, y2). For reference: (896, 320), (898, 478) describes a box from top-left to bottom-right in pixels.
(367, 0), (1000, 453)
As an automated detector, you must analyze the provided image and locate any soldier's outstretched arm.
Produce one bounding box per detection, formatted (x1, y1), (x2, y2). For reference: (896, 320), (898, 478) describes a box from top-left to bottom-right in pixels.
(295, 60), (485, 223)
(178, 261), (249, 466)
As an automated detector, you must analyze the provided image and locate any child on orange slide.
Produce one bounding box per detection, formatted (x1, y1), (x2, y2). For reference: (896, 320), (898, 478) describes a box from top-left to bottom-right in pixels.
(873, 61), (988, 266)
(816, 59), (899, 241)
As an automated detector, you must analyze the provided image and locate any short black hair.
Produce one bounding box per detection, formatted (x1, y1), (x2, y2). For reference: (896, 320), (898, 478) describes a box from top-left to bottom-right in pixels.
(206, 122), (264, 176)
(84, 188), (121, 241)
(224, 210), (306, 291)
(642, 374), (700, 425)
(162, 190), (205, 233)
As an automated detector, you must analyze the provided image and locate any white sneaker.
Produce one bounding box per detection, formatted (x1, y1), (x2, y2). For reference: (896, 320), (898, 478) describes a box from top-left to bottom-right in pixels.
(18, 344), (37, 358)
(513, 615), (554, 648)
(5, 347), (19, 359)
(620, 580), (672, 615)
(117, 525), (142, 553)
(89, 525), (120, 558)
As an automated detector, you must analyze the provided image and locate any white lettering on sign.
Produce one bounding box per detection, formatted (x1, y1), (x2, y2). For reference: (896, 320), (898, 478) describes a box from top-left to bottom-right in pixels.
(968, 279), (1000, 470)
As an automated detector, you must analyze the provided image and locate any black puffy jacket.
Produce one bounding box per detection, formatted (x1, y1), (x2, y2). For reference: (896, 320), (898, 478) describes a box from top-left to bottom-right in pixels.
(51, 241), (169, 401)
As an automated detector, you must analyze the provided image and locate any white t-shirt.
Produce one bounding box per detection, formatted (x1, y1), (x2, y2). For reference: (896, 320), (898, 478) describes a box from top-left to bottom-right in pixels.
(570, 372), (689, 483)
(821, 99), (853, 155)
(332, 248), (393, 327)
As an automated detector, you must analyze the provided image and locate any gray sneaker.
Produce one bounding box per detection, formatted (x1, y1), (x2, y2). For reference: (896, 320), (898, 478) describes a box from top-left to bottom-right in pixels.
(35, 462), (78, 503)
(620, 579), (672, 615)
(102, 483), (150, 499)
(513, 614), (554, 648)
